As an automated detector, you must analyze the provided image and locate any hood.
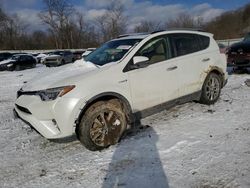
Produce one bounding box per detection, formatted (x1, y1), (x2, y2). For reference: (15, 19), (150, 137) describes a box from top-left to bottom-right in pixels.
(0, 59), (15, 65)
(22, 59), (98, 91)
(36, 53), (48, 58)
(230, 40), (250, 53)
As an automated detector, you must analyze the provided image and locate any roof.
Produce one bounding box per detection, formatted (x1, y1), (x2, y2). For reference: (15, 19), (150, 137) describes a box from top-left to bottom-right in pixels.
(116, 28), (211, 40)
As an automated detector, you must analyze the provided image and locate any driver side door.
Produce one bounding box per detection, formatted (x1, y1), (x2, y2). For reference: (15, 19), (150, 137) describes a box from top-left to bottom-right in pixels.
(126, 35), (180, 115)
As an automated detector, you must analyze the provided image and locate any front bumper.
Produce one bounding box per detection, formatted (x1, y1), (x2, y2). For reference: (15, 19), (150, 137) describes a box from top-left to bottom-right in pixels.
(227, 55), (250, 68)
(44, 59), (61, 66)
(14, 94), (82, 139)
(0, 64), (11, 71)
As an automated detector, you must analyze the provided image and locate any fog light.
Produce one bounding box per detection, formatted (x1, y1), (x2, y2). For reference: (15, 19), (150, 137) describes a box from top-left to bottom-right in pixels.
(52, 119), (60, 131)
(52, 119), (57, 125)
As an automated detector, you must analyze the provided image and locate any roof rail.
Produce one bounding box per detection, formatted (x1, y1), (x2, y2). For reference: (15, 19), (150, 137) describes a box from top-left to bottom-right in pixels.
(167, 28), (206, 32)
(151, 28), (206, 34)
(118, 32), (149, 38)
(151, 30), (166, 34)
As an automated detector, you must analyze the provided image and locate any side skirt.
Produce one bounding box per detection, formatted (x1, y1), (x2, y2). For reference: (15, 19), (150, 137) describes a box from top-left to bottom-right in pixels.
(133, 91), (201, 120)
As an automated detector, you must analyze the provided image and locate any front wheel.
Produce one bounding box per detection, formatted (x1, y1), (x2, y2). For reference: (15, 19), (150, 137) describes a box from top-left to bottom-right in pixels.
(77, 100), (127, 151)
(199, 73), (222, 105)
(15, 65), (21, 71)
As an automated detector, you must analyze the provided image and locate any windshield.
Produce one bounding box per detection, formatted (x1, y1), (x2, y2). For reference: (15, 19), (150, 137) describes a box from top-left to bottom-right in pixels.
(85, 39), (142, 66)
(11, 55), (20, 60)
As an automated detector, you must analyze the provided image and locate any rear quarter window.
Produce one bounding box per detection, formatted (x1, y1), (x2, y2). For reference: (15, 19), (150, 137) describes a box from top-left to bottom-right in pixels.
(198, 35), (210, 50)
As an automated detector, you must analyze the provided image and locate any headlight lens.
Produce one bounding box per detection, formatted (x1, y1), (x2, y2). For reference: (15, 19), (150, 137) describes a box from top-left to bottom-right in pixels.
(7, 64), (13, 67)
(38, 85), (75, 101)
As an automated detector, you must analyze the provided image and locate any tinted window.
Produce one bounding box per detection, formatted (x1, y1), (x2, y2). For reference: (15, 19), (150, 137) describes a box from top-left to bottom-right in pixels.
(198, 35), (210, 50)
(26, 56), (33, 61)
(136, 36), (171, 64)
(170, 34), (201, 57)
(20, 56), (27, 61)
(12, 55), (20, 60)
(85, 39), (141, 66)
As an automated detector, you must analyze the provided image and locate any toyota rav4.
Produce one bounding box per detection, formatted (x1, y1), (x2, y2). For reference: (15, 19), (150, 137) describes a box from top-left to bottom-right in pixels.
(14, 30), (228, 151)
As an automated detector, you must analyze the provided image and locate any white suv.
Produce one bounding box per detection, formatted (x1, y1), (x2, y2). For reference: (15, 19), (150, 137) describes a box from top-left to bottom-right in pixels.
(14, 30), (228, 151)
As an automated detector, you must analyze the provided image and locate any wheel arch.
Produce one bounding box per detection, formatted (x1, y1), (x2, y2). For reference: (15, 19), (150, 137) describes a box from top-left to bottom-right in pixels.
(205, 66), (226, 87)
(75, 92), (134, 134)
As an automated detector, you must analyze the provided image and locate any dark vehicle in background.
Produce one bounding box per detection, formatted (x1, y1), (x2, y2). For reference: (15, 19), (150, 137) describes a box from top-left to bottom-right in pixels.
(73, 50), (85, 60)
(44, 50), (74, 67)
(0, 52), (12, 61)
(227, 33), (250, 69)
(218, 43), (228, 54)
(0, 54), (36, 71)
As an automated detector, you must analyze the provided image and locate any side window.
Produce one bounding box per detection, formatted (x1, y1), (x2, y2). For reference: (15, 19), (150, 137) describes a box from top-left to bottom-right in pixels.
(198, 35), (210, 50)
(27, 56), (33, 61)
(137, 37), (171, 64)
(170, 34), (200, 57)
(65, 51), (72, 56)
(20, 56), (26, 61)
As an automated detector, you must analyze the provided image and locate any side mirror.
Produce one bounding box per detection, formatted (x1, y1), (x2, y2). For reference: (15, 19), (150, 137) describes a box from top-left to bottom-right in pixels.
(131, 56), (149, 69)
(133, 56), (149, 65)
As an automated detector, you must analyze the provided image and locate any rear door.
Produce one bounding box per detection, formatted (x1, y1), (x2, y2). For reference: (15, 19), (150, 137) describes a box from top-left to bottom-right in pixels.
(19, 55), (27, 67)
(169, 33), (210, 97)
(65, 51), (72, 63)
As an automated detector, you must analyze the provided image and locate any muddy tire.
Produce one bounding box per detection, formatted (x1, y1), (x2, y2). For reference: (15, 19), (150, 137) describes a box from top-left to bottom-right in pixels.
(199, 73), (222, 105)
(77, 99), (127, 151)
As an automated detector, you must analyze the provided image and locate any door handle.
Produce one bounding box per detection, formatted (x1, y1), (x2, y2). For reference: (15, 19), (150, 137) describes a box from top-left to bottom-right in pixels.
(202, 58), (210, 62)
(167, 66), (178, 71)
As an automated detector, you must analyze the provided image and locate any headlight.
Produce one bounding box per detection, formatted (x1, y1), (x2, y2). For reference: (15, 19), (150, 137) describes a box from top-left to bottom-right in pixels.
(38, 85), (75, 101)
(7, 64), (13, 67)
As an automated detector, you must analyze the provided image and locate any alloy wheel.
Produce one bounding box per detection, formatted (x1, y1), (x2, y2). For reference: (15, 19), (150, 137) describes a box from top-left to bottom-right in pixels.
(205, 77), (220, 101)
(90, 110), (123, 147)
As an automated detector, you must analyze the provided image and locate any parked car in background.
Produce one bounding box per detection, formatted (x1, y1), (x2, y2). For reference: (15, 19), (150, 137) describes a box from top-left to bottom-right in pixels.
(0, 54), (36, 71)
(218, 43), (228, 54)
(73, 50), (85, 61)
(15, 30), (227, 151)
(82, 48), (96, 59)
(227, 33), (250, 69)
(36, 53), (49, 64)
(0, 52), (12, 61)
(44, 51), (74, 67)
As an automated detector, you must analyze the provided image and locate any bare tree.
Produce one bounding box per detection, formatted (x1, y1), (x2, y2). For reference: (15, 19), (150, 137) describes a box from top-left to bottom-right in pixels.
(1, 14), (29, 50)
(95, 0), (127, 42)
(166, 13), (204, 29)
(39, 0), (74, 48)
(205, 3), (250, 39)
(134, 20), (163, 33)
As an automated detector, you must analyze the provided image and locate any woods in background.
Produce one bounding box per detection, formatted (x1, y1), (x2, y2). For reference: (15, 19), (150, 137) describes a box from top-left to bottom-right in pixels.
(0, 0), (249, 50)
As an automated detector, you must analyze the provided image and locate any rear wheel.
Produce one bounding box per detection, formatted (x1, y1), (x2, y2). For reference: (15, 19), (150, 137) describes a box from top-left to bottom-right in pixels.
(199, 73), (222, 105)
(77, 100), (127, 151)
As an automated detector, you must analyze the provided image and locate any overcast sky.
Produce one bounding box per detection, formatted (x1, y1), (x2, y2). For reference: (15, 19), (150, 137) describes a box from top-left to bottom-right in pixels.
(1, 0), (249, 32)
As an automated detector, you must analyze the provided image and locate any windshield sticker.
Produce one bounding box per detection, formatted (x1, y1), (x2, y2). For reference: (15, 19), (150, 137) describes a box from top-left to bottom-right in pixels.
(117, 45), (132, 50)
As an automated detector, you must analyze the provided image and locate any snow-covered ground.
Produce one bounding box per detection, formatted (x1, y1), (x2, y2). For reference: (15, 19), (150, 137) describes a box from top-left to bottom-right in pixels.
(0, 66), (249, 188)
